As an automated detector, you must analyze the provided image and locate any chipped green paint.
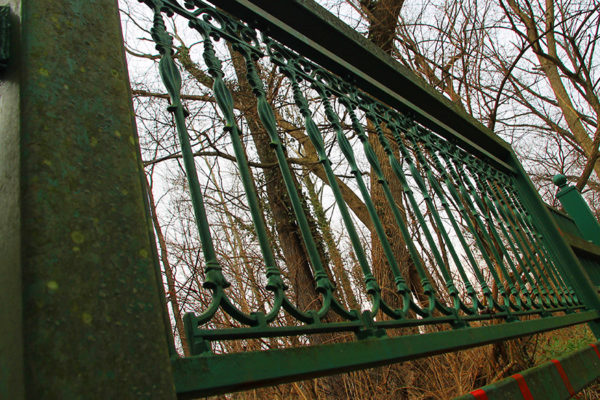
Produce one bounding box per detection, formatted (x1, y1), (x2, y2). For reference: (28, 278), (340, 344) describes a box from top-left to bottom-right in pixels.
(18, 0), (176, 397)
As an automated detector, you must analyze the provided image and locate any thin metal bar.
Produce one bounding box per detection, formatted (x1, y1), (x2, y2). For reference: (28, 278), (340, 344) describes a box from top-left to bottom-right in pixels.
(403, 127), (484, 311)
(466, 166), (537, 308)
(323, 94), (427, 317)
(234, 44), (343, 320)
(338, 97), (439, 316)
(273, 47), (383, 318)
(367, 110), (460, 310)
(424, 139), (514, 312)
(480, 179), (547, 308)
(151, 6), (264, 330)
(486, 178), (569, 307)
(446, 156), (523, 311)
(376, 112), (478, 315)
(191, 306), (583, 341)
(499, 179), (576, 305)
(192, 18), (287, 324)
(416, 131), (498, 310)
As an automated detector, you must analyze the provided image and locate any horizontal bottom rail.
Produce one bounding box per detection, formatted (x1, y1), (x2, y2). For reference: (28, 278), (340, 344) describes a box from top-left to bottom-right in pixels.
(193, 306), (585, 341)
(173, 310), (600, 398)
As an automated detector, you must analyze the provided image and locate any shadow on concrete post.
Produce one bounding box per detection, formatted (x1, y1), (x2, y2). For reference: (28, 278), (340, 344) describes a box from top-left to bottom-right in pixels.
(4, 0), (178, 397)
(553, 174), (600, 247)
(0, 1), (23, 399)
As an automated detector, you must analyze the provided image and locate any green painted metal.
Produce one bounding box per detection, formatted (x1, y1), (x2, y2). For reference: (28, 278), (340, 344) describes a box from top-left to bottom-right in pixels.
(554, 174), (600, 246)
(207, 0), (514, 167)
(548, 205), (584, 237)
(7, 0), (600, 396)
(549, 181), (600, 293)
(17, 0), (177, 397)
(0, 5), (9, 71)
(161, 1), (578, 340)
(454, 342), (600, 399)
(547, 204), (600, 289)
(132, 0), (600, 395)
(173, 311), (600, 398)
(510, 157), (600, 336)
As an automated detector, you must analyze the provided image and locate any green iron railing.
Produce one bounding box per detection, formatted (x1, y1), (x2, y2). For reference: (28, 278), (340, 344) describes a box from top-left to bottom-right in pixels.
(138, 0), (600, 396)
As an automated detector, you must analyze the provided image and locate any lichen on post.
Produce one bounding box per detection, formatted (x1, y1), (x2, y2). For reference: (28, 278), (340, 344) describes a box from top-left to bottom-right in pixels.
(18, 0), (176, 397)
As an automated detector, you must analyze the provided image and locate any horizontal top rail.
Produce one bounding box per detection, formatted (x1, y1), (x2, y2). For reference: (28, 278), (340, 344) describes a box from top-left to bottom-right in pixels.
(207, 0), (514, 171)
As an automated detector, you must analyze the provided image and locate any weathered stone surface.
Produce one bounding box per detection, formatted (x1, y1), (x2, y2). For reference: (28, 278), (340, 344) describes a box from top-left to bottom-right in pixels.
(18, 0), (176, 397)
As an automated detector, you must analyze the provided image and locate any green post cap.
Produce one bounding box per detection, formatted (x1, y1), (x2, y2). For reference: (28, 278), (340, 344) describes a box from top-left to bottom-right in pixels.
(553, 174), (567, 188)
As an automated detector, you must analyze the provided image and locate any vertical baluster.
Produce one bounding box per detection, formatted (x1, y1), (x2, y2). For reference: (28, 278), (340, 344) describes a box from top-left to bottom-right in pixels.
(415, 130), (501, 311)
(483, 174), (559, 309)
(499, 177), (578, 306)
(151, 6), (232, 328)
(420, 135), (513, 313)
(234, 44), (336, 320)
(457, 149), (552, 307)
(491, 177), (560, 303)
(309, 89), (433, 317)
(478, 174), (546, 309)
(446, 153), (525, 311)
(190, 19), (289, 324)
(509, 182), (576, 306)
(268, 51), (369, 321)
(465, 162), (536, 309)
(367, 107), (468, 318)
(508, 177), (577, 305)
(338, 94), (449, 316)
(438, 145), (517, 312)
(401, 122), (488, 312)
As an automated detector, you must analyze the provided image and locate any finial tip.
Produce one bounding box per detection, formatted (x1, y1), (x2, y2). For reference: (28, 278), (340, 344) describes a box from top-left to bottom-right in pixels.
(553, 174), (567, 187)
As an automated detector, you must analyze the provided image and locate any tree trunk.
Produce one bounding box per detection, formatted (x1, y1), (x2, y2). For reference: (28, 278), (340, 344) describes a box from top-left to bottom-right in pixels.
(504, 0), (600, 184)
(365, 0), (424, 307)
